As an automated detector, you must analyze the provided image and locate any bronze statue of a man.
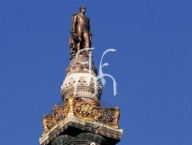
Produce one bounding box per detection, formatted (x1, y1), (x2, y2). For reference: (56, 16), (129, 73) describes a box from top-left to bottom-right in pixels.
(69, 6), (92, 59)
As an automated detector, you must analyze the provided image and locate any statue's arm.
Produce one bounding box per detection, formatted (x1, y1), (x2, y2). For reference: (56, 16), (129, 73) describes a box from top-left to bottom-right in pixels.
(71, 14), (77, 33)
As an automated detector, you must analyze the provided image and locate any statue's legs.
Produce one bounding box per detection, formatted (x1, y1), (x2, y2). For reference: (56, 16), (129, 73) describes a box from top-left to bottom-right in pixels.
(77, 25), (90, 57)
(77, 26), (83, 52)
(83, 31), (90, 56)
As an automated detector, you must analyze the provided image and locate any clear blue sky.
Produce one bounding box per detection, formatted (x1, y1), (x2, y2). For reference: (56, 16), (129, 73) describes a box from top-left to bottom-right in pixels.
(0, 0), (192, 145)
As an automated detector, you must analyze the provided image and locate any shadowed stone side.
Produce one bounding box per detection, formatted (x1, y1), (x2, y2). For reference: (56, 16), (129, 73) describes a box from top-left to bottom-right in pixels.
(51, 133), (107, 145)
(39, 115), (122, 145)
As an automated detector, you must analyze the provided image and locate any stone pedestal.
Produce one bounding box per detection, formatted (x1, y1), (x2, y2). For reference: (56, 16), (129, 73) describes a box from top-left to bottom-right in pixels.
(61, 57), (102, 103)
(40, 56), (123, 145)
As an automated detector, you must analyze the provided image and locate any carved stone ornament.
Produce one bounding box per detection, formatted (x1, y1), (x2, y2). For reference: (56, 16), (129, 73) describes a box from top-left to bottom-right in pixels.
(61, 73), (102, 102)
(66, 61), (97, 76)
(42, 95), (120, 136)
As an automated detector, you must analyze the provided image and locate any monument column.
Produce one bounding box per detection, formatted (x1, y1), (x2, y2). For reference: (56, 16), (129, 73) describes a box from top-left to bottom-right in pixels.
(39, 6), (123, 145)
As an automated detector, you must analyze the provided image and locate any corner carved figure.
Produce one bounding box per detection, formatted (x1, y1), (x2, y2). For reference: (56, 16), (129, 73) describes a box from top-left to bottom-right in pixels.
(111, 107), (120, 127)
(52, 105), (63, 123)
(42, 115), (51, 135)
(69, 6), (92, 59)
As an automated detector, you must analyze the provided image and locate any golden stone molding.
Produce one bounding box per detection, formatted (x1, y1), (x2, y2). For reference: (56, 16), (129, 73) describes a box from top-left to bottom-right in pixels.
(42, 95), (120, 136)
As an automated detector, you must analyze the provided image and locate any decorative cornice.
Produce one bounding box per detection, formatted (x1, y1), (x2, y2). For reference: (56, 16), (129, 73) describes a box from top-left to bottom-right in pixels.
(41, 95), (120, 138)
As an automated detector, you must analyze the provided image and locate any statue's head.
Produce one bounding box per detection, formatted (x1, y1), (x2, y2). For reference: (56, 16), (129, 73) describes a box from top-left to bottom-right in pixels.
(80, 6), (86, 13)
(115, 107), (120, 111)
